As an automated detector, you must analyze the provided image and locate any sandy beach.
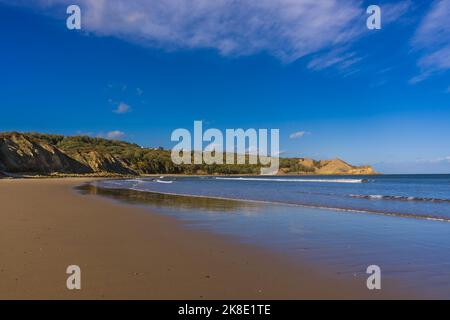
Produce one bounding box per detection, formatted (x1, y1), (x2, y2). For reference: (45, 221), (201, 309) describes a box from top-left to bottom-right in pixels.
(0, 178), (406, 299)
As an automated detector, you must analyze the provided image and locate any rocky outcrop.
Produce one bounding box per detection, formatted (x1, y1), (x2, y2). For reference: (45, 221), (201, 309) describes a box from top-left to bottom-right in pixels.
(295, 158), (376, 175)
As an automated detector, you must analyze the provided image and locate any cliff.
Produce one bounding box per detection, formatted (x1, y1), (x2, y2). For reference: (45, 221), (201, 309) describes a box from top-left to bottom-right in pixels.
(0, 133), (92, 174)
(0, 133), (136, 176)
(298, 158), (375, 175)
(0, 132), (377, 177)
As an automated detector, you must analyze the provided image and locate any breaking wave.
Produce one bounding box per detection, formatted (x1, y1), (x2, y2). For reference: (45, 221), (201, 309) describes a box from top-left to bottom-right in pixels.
(350, 194), (450, 203)
(215, 177), (367, 183)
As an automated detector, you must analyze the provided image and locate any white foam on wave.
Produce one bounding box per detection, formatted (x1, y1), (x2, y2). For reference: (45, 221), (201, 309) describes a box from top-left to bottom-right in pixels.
(156, 179), (173, 184)
(215, 177), (365, 183)
(124, 178), (146, 184)
(350, 194), (450, 203)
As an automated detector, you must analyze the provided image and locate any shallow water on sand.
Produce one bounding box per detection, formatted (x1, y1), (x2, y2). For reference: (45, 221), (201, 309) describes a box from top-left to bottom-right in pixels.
(98, 175), (450, 221)
(79, 176), (450, 298)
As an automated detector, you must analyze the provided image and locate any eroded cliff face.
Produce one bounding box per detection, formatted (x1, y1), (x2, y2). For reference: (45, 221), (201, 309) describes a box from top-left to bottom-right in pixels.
(0, 133), (135, 176)
(69, 150), (136, 175)
(0, 134), (92, 174)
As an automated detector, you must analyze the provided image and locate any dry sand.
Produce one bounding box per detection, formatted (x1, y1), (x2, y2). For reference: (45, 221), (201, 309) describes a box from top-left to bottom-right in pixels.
(0, 178), (406, 299)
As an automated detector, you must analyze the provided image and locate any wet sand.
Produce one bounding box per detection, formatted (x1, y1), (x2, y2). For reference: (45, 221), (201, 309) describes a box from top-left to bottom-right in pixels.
(0, 178), (407, 299)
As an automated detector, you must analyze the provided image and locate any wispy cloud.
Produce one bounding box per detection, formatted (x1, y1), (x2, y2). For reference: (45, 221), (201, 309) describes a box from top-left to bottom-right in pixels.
(416, 156), (450, 164)
(381, 0), (412, 24)
(305, 1), (411, 73)
(113, 102), (131, 114)
(307, 48), (361, 71)
(410, 0), (450, 83)
(375, 157), (450, 174)
(16, 0), (368, 63)
(106, 130), (126, 140)
(289, 131), (310, 139)
(8, 0), (415, 75)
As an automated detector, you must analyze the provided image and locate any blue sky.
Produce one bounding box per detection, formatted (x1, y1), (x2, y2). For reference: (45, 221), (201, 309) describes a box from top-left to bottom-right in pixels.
(1, 0), (449, 173)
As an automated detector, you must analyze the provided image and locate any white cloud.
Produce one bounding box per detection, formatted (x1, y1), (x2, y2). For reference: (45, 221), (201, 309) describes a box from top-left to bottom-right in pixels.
(289, 131), (309, 139)
(113, 102), (131, 114)
(19, 0), (367, 63)
(410, 0), (450, 82)
(7, 0), (414, 74)
(106, 130), (126, 140)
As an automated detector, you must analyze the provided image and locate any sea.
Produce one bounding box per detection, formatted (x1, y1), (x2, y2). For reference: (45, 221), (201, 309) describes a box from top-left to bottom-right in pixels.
(81, 174), (450, 298)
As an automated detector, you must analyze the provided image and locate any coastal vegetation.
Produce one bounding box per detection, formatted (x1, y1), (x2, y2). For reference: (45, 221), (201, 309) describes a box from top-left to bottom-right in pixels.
(0, 132), (375, 176)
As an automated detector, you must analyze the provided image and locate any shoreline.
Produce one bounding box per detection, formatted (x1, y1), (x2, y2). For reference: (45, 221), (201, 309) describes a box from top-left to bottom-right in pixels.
(0, 178), (411, 299)
(0, 172), (381, 179)
(89, 182), (450, 223)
